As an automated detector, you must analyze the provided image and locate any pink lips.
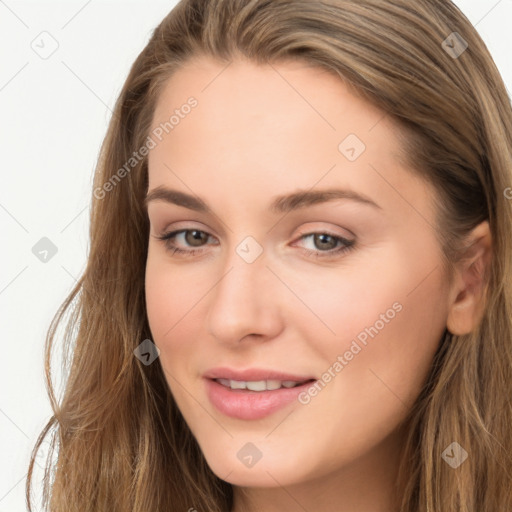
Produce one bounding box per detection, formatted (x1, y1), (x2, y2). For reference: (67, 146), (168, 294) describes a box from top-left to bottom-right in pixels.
(203, 367), (316, 420)
(203, 367), (315, 382)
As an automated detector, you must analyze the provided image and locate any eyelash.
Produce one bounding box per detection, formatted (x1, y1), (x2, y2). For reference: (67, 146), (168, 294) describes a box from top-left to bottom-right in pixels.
(155, 229), (355, 259)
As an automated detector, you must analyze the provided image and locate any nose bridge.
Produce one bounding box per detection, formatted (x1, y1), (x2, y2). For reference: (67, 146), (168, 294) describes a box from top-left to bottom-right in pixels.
(206, 239), (282, 343)
(219, 233), (270, 302)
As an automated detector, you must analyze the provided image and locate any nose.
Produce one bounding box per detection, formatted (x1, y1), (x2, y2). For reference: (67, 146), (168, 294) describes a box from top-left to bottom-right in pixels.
(206, 248), (284, 346)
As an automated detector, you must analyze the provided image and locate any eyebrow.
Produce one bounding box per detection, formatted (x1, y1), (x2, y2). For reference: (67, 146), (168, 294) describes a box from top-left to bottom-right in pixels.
(144, 186), (381, 214)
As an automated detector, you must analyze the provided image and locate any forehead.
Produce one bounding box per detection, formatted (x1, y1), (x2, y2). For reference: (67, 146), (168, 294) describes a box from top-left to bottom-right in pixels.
(150, 55), (388, 138)
(147, 56), (433, 223)
(151, 57), (396, 162)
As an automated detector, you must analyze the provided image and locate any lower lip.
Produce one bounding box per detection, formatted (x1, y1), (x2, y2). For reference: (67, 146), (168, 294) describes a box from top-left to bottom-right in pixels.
(204, 378), (315, 420)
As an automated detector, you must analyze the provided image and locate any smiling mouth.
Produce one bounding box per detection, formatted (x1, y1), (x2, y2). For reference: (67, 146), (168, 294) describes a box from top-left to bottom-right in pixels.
(205, 376), (318, 420)
(214, 378), (316, 391)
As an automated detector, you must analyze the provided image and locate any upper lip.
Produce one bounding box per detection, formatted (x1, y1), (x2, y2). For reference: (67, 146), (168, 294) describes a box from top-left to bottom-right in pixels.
(203, 367), (316, 382)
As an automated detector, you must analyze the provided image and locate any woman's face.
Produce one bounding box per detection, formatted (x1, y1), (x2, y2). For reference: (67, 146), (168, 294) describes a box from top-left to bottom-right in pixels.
(145, 56), (451, 489)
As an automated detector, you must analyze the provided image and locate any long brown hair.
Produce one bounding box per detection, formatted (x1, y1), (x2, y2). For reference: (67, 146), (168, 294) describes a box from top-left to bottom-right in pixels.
(27, 0), (512, 510)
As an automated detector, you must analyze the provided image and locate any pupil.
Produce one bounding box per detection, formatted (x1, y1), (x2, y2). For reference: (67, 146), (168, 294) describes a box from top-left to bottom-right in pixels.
(187, 230), (207, 247)
(315, 234), (336, 250)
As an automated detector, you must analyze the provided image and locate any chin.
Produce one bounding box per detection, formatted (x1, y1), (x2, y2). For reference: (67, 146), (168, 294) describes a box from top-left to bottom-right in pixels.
(208, 458), (299, 488)
(197, 435), (318, 488)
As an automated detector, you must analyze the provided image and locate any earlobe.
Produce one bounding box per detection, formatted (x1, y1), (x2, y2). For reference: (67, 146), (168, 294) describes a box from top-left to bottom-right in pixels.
(446, 221), (492, 336)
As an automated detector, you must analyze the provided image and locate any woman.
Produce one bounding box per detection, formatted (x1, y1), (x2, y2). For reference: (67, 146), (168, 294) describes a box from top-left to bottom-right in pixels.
(27, 0), (512, 511)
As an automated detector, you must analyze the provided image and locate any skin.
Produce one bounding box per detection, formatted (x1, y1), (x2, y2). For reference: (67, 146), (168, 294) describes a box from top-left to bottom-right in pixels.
(144, 55), (491, 512)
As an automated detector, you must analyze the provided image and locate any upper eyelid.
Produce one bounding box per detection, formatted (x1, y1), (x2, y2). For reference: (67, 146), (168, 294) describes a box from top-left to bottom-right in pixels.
(154, 219), (355, 238)
(160, 227), (354, 246)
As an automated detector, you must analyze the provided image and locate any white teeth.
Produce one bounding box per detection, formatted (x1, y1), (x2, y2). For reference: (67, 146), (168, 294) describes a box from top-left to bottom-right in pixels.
(246, 380), (266, 391)
(230, 380), (247, 390)
(216, 379), (306, 391)
(266, 380), (282, 391)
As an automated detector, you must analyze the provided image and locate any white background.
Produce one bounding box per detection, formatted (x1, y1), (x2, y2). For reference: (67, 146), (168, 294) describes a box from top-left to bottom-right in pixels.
(0, 1), (511, 510)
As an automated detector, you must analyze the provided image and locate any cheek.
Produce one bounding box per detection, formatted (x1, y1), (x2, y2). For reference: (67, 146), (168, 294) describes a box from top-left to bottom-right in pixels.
(329, 256), (448, 400)
(144, 259), (207, 425)
(294, 245), (449, 415)
(365, 273), (449, 406)
(145, 250), (205, 339)
(145, 266), (179, 342)
(269, 268), (449, 479)
(145, 254), (219, 396)
(145, 256), (197, 364)
(276, 247), (446, 367)
(306, 261), (448, 438)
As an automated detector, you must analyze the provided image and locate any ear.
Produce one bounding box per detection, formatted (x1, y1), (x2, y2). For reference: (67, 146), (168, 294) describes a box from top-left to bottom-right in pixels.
(446, 221), (492, 336)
